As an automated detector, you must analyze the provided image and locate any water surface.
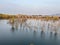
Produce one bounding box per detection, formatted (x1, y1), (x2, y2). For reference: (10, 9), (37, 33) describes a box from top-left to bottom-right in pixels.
(0, 20), (60, 45)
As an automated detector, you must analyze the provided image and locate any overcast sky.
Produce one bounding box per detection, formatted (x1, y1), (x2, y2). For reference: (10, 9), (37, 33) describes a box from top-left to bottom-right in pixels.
(0, 0), (60, 15)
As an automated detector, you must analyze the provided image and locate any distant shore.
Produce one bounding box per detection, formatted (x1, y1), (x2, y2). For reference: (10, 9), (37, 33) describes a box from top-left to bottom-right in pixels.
(0, 14), (16, 19)
(0, 14), (60, 21)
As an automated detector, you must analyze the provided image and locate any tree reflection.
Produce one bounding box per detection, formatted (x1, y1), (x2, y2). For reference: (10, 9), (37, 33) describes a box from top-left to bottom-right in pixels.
(54, 33), (57, 40)
(15, 19), (19, 30)
(11, 28), (15, 32)
(41, 31), (45, 39)
(8, 17), (60, 36)
(33, 30), (37, 41)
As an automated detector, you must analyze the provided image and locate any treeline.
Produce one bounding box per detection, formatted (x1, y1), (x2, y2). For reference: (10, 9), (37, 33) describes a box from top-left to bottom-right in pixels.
(41, 16), (60, 21)
(0, 14), (60, 21)
(0, 14), (16, 19)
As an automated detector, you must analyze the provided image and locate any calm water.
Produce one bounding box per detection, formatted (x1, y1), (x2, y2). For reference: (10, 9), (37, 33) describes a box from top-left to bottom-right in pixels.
(0, 20), (60, 45)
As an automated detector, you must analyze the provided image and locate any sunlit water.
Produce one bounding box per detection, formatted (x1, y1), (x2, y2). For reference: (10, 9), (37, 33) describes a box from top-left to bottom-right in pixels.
(0, 20), (60, 45)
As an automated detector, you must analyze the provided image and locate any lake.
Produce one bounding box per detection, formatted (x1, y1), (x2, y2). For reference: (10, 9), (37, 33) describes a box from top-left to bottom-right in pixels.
(0, 20), (60, 45)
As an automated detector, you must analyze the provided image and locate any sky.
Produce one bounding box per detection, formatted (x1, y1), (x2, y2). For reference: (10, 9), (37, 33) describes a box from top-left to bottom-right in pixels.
(0, 0), (60, 15)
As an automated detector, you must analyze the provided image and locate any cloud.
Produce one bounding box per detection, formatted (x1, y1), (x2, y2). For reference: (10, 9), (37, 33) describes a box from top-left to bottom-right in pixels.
(0, 1), (60, 15)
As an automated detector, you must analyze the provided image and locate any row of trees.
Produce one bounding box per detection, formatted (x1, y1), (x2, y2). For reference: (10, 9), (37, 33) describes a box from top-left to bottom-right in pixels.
(0, 14), (60, 21)
(0, 14), (16, 19)
(42, 16), (59, 21)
